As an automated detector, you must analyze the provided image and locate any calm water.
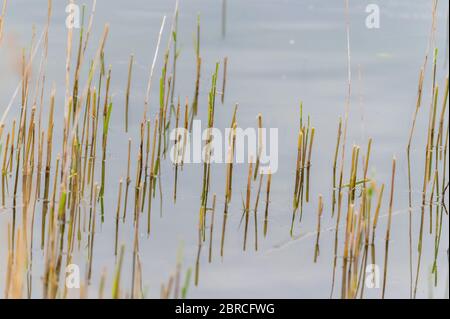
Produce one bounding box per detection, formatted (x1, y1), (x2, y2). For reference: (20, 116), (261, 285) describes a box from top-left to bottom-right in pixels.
(0, 0), (448, 298)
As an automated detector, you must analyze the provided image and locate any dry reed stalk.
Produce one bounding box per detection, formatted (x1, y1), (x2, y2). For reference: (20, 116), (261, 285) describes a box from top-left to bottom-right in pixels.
(221, 56), (228, 104)
(349, 146), (360, 205)
(199, 63), (219, 240)
(253, 173), (264, 251)
(425, 83), (439, 184)
(7, 121), (15, 174)
(195, 205), (203, 287)
(159, 2), (178, 145)
(341, 203), (354, 299)
(382, 157), (396, 299)
(371, 183), (385, 244)
(134, 123), (145, 222)
(173, 99), (181, 202)
(131, 181), (143, 298)
(436, 77), (448, 159)
(87, 88), (98, 186)
(407, 68), (426, 153)
(22, 107), (36, 210)
(123, 138), (132, 222)
(336, 0), (353, 211)
(1, 132), (10, 205)
(0, 0), (7, 45)
(125, 54), (134, 132)
(423, 50), (439, 218)
(99, 99), (113, 221)
(332, 118), (342, 216)
(357, 188), (372, 298)
(147, 117), (158, 235)
(349, 207), (365, 298)
(428, 77), (449, 286)
(143, 17), (166, 121)
(181, 98), (189, 168)
(81, 89), (93, 197)
(433, 78), (449, 219)
(306, 127), (315, 202)
(429, 171), (437, 234)
(44, 155), (59, 299)
(192, 14), (201, 121)
(65, 138), (81, 274)
(243, 158), (253, 251)
(64, 0), (74, 124)
(87, 184), (99, 282)
(263, 169), (272, 238)
(415, 53), (440, 297)
(134, 223), (144, 298)
(208, 194), (216, 263)
(314, 195), (324, 263)
(141, 120), (151, 211)
(291, 130), (303, 232)
(115, 179), (123, 256)
(220, 109), (237, 258)
(298, 119), (310, 218)
(343, 146), (371, 294)
(170, 1), (180, 110)
(362, 138), (372, 234)
(82, 0), (97, 55)
(78, 93), (90, 171)
(406, 67), (426, 298)
(12, 144), (22, 248)
(162, 75), (172, 157)
(71, 5), (86, 122)
(225, 107), (237, 201)
(254, 114), (263, 180)
(152, 54), (169, 213)
(346, 208), (358, 298)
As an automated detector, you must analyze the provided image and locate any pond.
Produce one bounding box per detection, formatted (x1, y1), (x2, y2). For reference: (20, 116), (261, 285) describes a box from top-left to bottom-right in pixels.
(0, 0), (448, 299)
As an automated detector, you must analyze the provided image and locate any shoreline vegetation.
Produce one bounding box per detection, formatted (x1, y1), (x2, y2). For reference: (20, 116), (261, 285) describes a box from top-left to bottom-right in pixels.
(0, 0), (448, 299)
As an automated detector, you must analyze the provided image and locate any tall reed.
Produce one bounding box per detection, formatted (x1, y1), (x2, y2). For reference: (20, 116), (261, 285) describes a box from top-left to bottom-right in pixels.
(382, 157), (396, 299)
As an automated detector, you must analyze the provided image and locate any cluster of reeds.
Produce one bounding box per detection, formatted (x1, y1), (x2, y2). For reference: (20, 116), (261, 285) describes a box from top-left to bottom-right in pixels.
(403, 0), (449, 299)
(325, 21), (402, 295)
(240, 114), (272, 252)
(198, 63), (219, 241)
(0, 0), (311, 299)
(0, 0), (192, 299)
(291, 103), (315, 236)
(0, 0), (122, 298)
(193, 59), (221, 285)
(329, 136), (396, 299)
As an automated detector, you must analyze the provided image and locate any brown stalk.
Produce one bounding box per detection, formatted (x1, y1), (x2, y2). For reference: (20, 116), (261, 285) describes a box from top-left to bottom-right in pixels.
(382, 157), (396, 299)
(314, 195), (324, 263)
